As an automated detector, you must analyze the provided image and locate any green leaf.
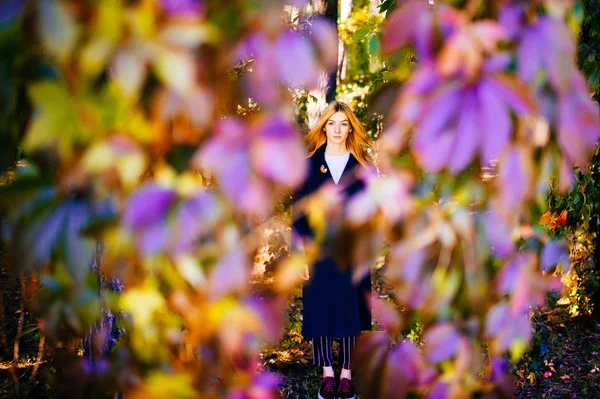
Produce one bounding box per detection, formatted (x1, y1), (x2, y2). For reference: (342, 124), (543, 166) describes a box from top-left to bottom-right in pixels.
(354, 27), (371, 42)
(0, 176), (53, 207)
(61, 201), (96, 288)
(80, 215), (119, 238)
(24, 81), (93, 160)
(369, 35), (380, 56)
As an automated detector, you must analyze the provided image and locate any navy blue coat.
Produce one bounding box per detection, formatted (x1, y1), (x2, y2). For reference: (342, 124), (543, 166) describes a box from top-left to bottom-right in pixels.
(292, 144), (372, 338)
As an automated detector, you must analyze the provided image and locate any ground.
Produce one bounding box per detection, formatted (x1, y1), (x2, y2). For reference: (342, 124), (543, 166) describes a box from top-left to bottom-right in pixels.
(2, 244), (600, 398)
(262, 308), (600, 399)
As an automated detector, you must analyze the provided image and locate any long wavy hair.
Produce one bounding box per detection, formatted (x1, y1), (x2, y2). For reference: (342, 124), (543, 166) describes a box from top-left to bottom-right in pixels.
(305, 101), (373, 166)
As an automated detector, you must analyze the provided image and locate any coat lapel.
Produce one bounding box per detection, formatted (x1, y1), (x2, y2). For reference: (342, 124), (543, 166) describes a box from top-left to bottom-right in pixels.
(316, 144), (359, 187)
(339, 153), (358, 186)
(316, 145), (334, 184)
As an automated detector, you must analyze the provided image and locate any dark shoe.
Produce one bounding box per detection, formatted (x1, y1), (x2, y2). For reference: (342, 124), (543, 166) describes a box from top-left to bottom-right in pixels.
(337, 378), (356, 399)
(318, 376), (337, 399)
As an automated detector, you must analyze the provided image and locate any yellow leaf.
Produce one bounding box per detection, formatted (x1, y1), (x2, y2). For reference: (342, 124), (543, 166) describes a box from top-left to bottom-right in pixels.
(39, 0), (79, 64)
(120, 107), (154, 143)
(96, 0), (123, 41)
(81, 138), (147, 188)
(80, 38), (114, 77)
(510, 338), (527, 363)
(274, 254), (308, 292)
(25, 82), (80, 159)
(153, 48), (196, 95)
(174, 254), (208, 290)
(82, 142), (113, 173)
(174, 173), (203, 196)
(159, 21), (216, 48)
(120, 281), (165, 328)
(111, 46), (150, 97)
(128, 0), (157, 40)
(132, 371), (197, 399)
(116, 152), (148, 189)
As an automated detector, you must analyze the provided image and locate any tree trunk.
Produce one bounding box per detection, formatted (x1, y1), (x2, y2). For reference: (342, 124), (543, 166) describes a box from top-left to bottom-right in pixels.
(312, 0), (338, 102)
(306, 0), (340, 127)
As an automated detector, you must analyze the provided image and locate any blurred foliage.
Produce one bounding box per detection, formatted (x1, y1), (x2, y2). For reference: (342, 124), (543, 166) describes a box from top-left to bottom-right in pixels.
(544, 0), (600, 319)
(578, 0), (600, 96)
(337, 4), (390, 143)
(0, 0), (600, 398)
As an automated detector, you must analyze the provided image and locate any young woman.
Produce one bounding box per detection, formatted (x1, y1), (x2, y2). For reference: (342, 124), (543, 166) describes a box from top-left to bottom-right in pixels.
(292, 101), (373, 399)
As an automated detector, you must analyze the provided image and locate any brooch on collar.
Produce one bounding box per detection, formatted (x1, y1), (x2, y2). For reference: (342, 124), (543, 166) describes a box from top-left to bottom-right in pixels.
(320, 165), (328, 173)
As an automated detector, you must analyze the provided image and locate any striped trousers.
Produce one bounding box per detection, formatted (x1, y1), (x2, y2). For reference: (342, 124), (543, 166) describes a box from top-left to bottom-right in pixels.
(311, 336), (356, 369)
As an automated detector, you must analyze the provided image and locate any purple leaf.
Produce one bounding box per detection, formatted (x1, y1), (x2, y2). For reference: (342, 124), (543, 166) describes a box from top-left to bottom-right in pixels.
(249, 56), (280, 103)
(486, 302), (509, 336)
(540, 240), (569, 272)
(412, 83), (462, 172)
(558, 156), (574, 192)
(483, 210), (514, 257)
(539, 17), (576, 93)
(231, 33), (268, 63)
(490, 356), (509, 380)
(370, 295), (402, 337)
(273, 30), (319, 87)
(498, 4), (525, 39)
(424, 323), (460, 362)
(382, 1), (428, 54)
(209, 249), (250, 299)
(24, 204), (68, 272)
(382, 343), (411, 398)
(517, 23), (544, 84)
(478, 78), (511, 164)
(414, 83), (462, 140)
(390, 340), (422, 385)
(347, 171), (413, 224)
(396, 247), (425, 285)
(174, 192), (221, 251)
(252, 371), (281, 390)
(427, 382), (449, 399)
(124, 184), (175, 229)
(557, 74), (600, 166)
(497, 146), (533, 210)
(486, 74), (537, 116)
(219, 151), (252, 203)
(244, 295), (285, 343)
(160, 0), (202, 16)
(0, 0), (22, 26)
(251, 114), (307, 186)
(518, 17), (576, 92)
(197, 127), (260, 211)
(137, 220), (170, 254)
(415, 128), (454, 173)
(309, 18), (338, 69)
(63, 202), (95, 284)
(483, 52), (512, 74)
(498, 253), (524, 294)
(449, 89), (479, 173)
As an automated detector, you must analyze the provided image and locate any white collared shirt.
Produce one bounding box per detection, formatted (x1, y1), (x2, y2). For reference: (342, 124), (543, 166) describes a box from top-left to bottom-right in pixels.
(325, 152), (350, 184)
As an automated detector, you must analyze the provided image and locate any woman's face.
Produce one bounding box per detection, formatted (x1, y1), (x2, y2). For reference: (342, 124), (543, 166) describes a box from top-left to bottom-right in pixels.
(324, 111), (351, 147)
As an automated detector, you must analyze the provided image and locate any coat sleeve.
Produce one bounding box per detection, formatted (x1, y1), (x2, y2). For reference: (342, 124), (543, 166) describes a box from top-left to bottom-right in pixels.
(291, 159), (314, 241)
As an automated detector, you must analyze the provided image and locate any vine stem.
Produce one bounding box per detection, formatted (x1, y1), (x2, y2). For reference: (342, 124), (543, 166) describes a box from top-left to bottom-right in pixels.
(30, 334), (45, 381)
(11, 275), (26, 391)
(0, 275), (8, 355)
